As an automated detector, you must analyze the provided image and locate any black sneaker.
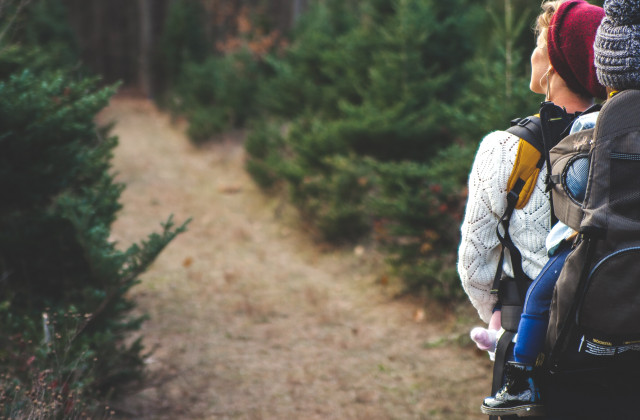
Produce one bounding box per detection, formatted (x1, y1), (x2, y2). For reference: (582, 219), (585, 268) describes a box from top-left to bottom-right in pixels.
(480, 361), (545, 417)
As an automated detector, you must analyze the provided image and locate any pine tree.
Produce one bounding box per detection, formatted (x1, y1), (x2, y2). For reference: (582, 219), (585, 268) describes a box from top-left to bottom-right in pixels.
(245, 0), (552, 298)
(0, 67), (188, 414)
(248, 0), (483, 243)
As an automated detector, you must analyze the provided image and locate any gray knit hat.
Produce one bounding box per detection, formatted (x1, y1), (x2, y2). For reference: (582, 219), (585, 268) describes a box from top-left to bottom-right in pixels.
(594, 0), (640, 89)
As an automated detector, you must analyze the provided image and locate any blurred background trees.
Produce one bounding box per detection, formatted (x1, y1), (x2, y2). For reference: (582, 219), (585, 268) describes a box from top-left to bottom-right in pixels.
(245, 0), (537, 299)
(1, 0), (573, 318)
(0, 0), (604, 414)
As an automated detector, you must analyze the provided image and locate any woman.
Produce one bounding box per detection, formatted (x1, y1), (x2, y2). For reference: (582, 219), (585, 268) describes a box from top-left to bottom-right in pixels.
(459, 0), (605, 325)
(458, 0), (606, 415)
(458, 0), (605, 327)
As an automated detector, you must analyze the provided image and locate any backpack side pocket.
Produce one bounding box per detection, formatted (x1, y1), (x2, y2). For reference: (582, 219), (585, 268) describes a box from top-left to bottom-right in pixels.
(549, 129), (594, 231)
(610, 151), (640, 222)
(578, 246), (640, 335)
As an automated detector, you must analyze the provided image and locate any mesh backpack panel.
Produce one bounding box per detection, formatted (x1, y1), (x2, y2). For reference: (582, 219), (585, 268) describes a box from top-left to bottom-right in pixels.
(547, 89), (640, 373)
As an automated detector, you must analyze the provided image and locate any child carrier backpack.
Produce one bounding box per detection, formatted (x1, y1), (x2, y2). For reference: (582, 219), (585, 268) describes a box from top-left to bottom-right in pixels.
(488, 102), (580, 412)
(546, 89), (640, 375)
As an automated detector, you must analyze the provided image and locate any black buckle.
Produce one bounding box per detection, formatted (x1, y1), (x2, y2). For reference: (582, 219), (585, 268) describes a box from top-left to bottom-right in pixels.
(544, 173), (554, 192)
(517, 117), (531, 127)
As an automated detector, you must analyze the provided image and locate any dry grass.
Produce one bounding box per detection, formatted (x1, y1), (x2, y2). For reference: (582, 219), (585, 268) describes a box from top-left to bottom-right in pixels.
(100, 97), (492, 420)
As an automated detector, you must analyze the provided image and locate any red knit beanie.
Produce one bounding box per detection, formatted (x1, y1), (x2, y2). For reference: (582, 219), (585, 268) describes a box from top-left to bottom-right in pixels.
(548, 0), (606, 100)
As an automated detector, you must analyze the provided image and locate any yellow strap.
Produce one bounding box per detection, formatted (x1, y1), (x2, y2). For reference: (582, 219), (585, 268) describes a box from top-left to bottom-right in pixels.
(507, 140), (542, 209)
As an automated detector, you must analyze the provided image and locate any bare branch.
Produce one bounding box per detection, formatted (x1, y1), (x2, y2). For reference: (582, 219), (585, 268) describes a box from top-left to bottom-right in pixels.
(0, 0), (35, 44)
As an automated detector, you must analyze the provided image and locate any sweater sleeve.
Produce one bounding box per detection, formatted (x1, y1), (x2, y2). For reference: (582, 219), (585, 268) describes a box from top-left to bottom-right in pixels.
(458, 131), (518, 323)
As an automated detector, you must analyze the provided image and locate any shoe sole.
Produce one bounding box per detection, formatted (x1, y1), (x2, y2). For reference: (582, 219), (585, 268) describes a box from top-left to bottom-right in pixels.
(480, 403), (545, 417)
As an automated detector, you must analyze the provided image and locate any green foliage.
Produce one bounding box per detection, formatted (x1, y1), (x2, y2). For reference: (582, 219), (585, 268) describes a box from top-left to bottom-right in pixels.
(244, 120), (286, 190)
(0, 69), (188, 411)
(176, 49), (265, 142)
(257, 0), (361, 119)
(156, 0), (209, 93)
(246, 0), (540, 299)
(0, 0), (82, 79)
(268, 0), (481, 119)
(451, 52), (534, 143)
(17, 0), (80, 69)
(450, 0), (536, 141)
(368, 144), (476, 299)
(0, 44), (57, 84)
(287, 152), (375, 242)
(247, 119), (374, 241)
(249, 0), (482, 240)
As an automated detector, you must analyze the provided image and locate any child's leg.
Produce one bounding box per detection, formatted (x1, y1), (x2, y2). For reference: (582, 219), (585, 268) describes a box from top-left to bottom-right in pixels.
(514, 245), (572, 365)
(482, 244), (572, 417)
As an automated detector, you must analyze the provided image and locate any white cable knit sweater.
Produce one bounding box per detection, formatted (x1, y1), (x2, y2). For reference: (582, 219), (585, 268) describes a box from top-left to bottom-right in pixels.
(458, 130), (552, 323)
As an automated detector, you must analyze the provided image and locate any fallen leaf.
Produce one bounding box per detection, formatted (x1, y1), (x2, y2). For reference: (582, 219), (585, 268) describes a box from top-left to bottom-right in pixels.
(224, 269), (237, 283)
(218, 184), (242, 194)
(420, 243), (433, 254)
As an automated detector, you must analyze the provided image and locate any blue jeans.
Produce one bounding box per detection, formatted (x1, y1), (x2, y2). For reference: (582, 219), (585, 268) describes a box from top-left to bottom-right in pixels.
(513, 244), (572, 365)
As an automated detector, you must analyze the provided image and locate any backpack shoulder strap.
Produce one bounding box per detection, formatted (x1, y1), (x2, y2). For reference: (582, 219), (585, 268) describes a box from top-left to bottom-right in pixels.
(490, 116), (544, 299)
(487, 116), (548, 419)
(505, 116), (545, 210)
(492, 107), (579, 302)
(507, 115), (544, 152)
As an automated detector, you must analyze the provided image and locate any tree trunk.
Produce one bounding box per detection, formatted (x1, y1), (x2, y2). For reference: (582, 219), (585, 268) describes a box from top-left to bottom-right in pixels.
(138, 0), (153, 97)
(292, 0), (308, 26)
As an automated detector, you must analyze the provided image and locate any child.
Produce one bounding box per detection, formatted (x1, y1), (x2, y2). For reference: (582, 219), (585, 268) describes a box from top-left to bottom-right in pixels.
(478, 110), (598, 417)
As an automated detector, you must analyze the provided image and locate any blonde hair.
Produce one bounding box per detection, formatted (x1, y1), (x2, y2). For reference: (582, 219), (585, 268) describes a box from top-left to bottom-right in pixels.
(535, 0), (568, 47)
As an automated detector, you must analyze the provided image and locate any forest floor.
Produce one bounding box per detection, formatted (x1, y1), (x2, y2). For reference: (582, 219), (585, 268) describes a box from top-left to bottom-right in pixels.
(100, 96), (492, 420)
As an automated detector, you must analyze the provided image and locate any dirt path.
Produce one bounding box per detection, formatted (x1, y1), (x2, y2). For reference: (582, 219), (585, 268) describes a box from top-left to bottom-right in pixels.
(100, 97), (491, 420)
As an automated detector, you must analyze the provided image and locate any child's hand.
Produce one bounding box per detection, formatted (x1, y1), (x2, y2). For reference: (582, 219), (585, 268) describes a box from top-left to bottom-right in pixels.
(471, 327), (498, 351)
(470, 310), (503, 360)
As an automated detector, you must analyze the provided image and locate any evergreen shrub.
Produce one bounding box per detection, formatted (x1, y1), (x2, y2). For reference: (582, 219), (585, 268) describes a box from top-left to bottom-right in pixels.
(163, 0), (290, 142)
(0, 1), (83, 80)
(248, 0), (481, 243)
(177, 50), (265, 142)
(17, 0), (80, 70)
(156, 0), (208, 96)
(451, 45), (534, 142)
(288, 152), (375, 243)
(246, 0), (537, 299)
(368, 143), (477, 298)
(256, 0), (360, 119)
(0, 68), (188, 415)
(244, 120), (286, 190)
